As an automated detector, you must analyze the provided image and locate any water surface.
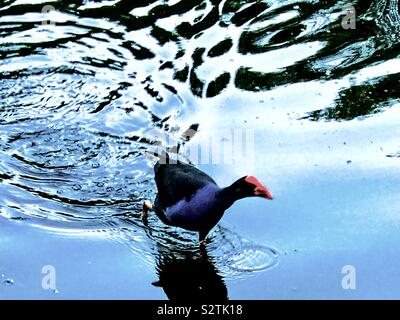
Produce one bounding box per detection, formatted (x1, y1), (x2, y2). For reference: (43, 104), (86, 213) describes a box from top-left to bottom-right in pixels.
(0, 0), (399, 299)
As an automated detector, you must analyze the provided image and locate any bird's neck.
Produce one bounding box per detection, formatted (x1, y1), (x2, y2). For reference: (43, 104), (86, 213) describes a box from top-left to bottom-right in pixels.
(216, 180), (248, 210)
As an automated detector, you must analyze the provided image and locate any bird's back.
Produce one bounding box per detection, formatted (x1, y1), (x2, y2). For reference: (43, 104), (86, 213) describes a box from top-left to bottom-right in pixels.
(154, 161), (217, 208)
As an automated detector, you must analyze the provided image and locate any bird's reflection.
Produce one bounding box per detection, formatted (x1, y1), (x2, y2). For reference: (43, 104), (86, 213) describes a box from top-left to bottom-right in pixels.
(152, 247), (228, 301)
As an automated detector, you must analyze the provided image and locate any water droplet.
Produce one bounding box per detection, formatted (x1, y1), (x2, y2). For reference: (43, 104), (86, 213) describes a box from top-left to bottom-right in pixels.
(346, 160), (352, 164)
(52, 289), (59, 294)
(4, 278), (14, 286)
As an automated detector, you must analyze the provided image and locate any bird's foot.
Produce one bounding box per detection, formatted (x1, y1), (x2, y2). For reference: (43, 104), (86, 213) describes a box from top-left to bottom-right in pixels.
(141, 200), (153, 224)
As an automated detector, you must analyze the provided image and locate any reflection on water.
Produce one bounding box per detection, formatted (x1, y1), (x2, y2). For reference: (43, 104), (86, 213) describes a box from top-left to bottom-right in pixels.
(144, 223), (277, 299)
(0, 0), (399, 299)
(153, 247), (228, 301)
(118, 217), (279, 283)
(302, 72), (400, 121)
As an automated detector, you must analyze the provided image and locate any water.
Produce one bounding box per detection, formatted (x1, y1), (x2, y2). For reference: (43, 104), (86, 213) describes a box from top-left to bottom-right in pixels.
(0, 0), (399, 299)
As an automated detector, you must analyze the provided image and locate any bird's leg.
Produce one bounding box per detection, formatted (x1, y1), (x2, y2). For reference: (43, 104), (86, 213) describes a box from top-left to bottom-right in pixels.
(199, 230), (208, 247)
(141, 200), (153, 223)
(199, 243), (208, 261)
(199, 230), (209, 260)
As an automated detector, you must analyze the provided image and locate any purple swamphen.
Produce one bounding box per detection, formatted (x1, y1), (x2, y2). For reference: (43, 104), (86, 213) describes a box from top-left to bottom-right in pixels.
(142, 160), (273, 245)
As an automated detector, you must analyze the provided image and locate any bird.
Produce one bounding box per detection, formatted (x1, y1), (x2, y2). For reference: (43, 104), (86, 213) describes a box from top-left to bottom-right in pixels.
(141, 160), (273, 246)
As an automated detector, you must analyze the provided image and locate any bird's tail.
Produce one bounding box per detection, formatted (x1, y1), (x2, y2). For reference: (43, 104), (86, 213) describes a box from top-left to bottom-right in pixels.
(145, 123), (199, 165)
(149, 150), (170, 165)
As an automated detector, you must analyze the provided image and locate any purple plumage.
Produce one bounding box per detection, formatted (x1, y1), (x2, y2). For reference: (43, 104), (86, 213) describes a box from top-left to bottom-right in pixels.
(151, 160), (273, 244)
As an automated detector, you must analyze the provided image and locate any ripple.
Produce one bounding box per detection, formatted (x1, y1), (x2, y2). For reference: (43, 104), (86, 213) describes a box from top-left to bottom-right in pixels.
(126, 221), (280, 279)
(3, 278), (14, 286)
(224, 243), (279, 273)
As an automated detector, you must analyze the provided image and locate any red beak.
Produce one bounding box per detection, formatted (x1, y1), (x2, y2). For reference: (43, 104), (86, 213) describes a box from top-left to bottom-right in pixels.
(245, 176), (273, 200)
(260, 187), (273, 200)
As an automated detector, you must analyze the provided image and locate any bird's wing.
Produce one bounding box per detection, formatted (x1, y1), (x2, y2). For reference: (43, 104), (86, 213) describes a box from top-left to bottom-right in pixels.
(154, 161), (217, 207)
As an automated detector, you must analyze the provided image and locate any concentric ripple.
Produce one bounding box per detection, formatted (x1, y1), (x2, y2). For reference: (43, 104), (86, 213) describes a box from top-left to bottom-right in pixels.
(223, 243), (278, 273)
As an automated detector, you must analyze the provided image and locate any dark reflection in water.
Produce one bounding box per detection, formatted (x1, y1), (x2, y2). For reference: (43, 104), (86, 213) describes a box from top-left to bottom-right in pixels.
(139, 221), (275, 300)
(1, 0), (398, 112)
(302, 73), (400, 121)
(115, 217), (278, 299)
(153, 248), (228, 301)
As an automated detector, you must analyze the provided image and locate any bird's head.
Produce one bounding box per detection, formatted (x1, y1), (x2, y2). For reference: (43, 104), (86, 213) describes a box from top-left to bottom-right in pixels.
(229, 175), (273, 200)
(244, 176), (273, 200)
